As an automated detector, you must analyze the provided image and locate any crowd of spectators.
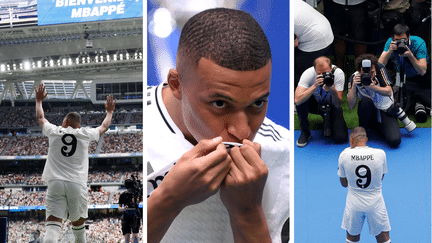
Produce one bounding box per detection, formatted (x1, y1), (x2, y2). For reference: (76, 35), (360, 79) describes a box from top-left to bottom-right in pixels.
(27, 173), (44, 185)
(4, 136), (48, 156)
(7, 216), (141, 243)
(0, 189), (10, 205)
(100, 132), (143, 154)
(129, 112), (142, 123)
(0, 107), (38, 128)
(88, 190), (110, 205)
(9, 191), (45, 206)
(88, 170), (122, 183)
(0, 173), (26, 184)
(0, 136), (11, 154)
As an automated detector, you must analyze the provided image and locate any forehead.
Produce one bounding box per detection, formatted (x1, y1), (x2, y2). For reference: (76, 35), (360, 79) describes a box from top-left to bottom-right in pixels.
(183, 58), (272, 99)
(314, 63), (331, 74)
(393, 33), (408, 40)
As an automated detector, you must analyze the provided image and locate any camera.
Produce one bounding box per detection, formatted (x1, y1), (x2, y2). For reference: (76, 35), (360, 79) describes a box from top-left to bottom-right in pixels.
(359, 59), (372, 86)
(319, 103), (331, 137)
(322, 71), (334, 87)
(125, 175), (143, 199)
(395, 38), (408, 55)
(387, 104), (416, 132)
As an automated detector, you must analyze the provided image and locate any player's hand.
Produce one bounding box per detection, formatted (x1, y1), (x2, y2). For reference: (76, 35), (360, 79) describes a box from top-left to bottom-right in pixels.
(35, 83), (48, 102)
(220, 139), (268, 215)
(105, 95), (116, 113)
(154, 137), (232, 211)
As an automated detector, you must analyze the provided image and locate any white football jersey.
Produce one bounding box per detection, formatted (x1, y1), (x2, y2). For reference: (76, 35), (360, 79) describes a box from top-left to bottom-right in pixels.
(146, 83), (290, 243)
(42, 122), (100, 187)
(338, 146), (387, 211)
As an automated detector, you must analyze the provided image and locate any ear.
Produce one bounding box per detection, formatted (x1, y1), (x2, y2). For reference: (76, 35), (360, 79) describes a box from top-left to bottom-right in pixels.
(167, 68), (182, 100)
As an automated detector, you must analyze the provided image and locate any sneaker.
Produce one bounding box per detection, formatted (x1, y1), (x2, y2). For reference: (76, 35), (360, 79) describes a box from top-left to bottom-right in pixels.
(296, 132), (311, 147)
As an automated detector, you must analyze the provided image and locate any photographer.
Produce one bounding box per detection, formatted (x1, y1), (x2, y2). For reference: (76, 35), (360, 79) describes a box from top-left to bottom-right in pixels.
(295, 56), (348, 147)
(378, 23), (430, 122)
(119, 178), (142, 243)
(348, 54), (404, 148)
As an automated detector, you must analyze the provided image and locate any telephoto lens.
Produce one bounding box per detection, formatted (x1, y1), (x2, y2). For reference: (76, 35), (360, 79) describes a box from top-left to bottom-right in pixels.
(396, 39), (408, 55)
(415, 102), (427, 123)
(396, 107), (416, 132)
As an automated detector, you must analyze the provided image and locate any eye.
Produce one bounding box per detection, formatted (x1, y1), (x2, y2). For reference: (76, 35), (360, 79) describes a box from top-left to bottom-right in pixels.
(211, 100), (226, 108)
(252, 100), (266, 108)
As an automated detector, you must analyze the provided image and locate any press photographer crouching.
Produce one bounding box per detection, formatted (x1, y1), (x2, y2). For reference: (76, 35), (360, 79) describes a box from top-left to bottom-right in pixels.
(378, 23), (430, 123)
(348, 54), (415, 148)
(119, 176), (143, 243)
(295, 56), (348, 147)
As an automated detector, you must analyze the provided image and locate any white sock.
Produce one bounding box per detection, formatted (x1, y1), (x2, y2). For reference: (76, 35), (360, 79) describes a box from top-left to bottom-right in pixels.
(72, 224), (86, 243)
(346, 239), (358, 243)
(43, 221), (62, 243)
(382, 240), (391, 243)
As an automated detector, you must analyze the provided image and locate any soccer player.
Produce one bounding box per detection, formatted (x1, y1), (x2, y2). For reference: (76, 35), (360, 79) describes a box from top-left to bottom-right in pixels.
(147, 8), (290, 243)
(35, 83), (116, 243)
(338, 127), (391, 243)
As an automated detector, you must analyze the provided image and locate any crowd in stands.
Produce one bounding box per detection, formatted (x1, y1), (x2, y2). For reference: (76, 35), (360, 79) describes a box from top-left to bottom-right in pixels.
(0, 131), (142, 156)
(0, 107), (37, 128)
(4, 136), (48, 156)
(100, 133), (143, 154)
(0, 136), (11, 154)
(129, 112), (142, 123)
(7, 216), (142, 243)
(88, 170), (122, 183)
(0, 189), (10, 205)
(0, 173), (26, 184)
(27, 173), (43, 185)
(9, 191), (45, 206)
(88, 190), (110, 205)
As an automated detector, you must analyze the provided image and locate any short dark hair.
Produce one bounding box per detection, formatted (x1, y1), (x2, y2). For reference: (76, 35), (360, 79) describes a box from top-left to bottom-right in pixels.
(393, 23), (410, 37)
(350, 126), (367, 139)
(65, 112), (81, 127)
(177, 8), (271, 71)
(355, 54), (378, 72)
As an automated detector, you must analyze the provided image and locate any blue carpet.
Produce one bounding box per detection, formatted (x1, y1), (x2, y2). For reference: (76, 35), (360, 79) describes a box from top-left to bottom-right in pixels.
(294, 128), (431, 242)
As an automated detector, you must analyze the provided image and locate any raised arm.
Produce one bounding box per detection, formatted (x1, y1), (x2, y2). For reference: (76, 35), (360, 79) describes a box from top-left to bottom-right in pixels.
(97, 95), (116, 136)
(35, 83), (48, 128)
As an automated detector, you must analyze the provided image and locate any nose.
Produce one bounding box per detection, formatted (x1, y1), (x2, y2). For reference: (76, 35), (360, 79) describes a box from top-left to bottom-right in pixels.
(226, 111), (252, 142)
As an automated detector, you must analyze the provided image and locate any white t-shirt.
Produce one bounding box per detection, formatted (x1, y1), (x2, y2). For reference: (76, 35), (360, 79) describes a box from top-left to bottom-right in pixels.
(146, 83), (290, 243)
(293, 0), (334, 52)
(338, 146), (387, 211)
(42, 122), (100, 187)
(298, 65), (345, 104)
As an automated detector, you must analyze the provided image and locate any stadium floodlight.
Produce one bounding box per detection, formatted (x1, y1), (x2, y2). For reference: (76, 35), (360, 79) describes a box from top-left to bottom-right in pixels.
(23, 61), (31, 70)
(113, 54), (117, 61)
(37, 60), (42, 68)
(49, 59), (54, 67)
(126, 53), (130, 60)
(119, 53), (123, 60)
(106, 54), (110, 61)
(0, 64), (5, 72)
(68, 58), (73, 65)
(76, 57), (80, 65)
(62, 58), (67, 66)
(13, 63), (16, 70)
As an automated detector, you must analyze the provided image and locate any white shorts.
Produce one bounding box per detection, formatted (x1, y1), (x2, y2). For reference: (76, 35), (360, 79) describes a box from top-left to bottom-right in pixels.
(46, 180), (88, 222)
(341, 199), (391, 236)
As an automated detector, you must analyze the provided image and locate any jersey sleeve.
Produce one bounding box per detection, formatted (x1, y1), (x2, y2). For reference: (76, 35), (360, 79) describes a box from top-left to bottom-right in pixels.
(337, 150), (346, 178)
(381, 150), (388, 174)
(84, 127), (101, 142)
(42, 122), (57, 137)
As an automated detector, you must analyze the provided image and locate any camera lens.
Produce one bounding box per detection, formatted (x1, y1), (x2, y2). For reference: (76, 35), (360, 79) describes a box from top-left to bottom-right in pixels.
(322, 72), (334, 87)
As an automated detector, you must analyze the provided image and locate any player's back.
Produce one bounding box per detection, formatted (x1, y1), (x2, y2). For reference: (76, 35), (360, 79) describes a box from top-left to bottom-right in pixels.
(42, 122), (100, 186)
(339, 146), (387, 210)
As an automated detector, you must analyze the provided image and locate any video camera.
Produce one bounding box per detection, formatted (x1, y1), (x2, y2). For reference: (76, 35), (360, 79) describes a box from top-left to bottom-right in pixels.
(125, 175), (143, 199)
(395, 38), (408, 55)
(321, 71), (334, 87)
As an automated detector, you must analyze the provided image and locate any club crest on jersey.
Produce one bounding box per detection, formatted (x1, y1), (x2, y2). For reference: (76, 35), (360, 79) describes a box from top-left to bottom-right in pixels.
(351, 155), (374, 161)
